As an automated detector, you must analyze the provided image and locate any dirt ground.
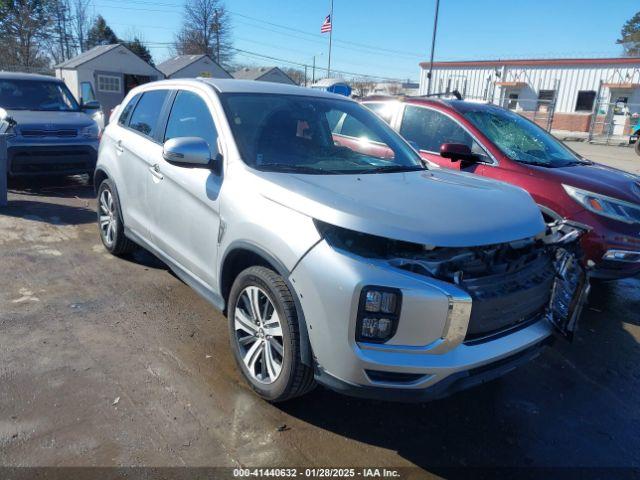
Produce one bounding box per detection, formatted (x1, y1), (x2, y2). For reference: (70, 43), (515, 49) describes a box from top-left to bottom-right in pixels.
(1, 146), (640, 475)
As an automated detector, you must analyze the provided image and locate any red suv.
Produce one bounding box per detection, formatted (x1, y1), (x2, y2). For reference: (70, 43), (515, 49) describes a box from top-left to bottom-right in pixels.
(361, 97), (640, 280)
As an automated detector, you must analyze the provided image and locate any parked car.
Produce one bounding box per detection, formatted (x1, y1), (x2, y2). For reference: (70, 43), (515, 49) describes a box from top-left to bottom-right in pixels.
(0, 72), (100, 177)
(95, 79), (588, 402)
(361, 97), (640, 280)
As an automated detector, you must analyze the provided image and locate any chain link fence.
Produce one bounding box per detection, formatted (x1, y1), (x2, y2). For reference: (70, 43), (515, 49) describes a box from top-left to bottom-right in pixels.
(588, 96), (640, 145)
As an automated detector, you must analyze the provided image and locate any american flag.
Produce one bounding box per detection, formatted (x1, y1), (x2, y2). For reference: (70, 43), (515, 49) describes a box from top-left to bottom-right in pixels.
(321, 15), (332, 33)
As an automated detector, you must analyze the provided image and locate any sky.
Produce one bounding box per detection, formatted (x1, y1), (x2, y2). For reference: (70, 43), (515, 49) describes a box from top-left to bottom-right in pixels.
(92, 0), (639, 82)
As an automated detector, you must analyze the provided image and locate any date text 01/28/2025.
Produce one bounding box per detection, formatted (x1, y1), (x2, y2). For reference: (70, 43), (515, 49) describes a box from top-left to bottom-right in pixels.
(232, 468), (401, 478)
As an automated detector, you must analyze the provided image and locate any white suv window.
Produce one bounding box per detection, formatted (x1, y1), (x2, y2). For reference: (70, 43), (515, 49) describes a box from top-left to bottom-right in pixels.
(128, 90), (168, 138)
(164, 91), (218, 155)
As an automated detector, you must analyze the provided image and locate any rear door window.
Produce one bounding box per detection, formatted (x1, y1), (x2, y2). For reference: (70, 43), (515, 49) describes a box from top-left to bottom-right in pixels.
(400, 105), (473, 152)
(127, 90), (169, 138)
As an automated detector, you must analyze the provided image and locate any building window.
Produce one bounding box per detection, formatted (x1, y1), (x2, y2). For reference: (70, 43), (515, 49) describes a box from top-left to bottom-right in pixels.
(537, 89), (555, 112)
(507, 93), (519, 110)
(97, 74), (121, 93)
(575, 91), (596, 112)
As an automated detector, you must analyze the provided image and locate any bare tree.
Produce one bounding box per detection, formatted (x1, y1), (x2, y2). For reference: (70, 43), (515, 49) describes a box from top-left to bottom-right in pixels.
(174, 0), (233, 66)
(350, 77), (376, 97)
(0, 0), (55, 69)
(282, 67), (305, 86)
(71, 0), (91, 52)
(50, 0), (75, 64)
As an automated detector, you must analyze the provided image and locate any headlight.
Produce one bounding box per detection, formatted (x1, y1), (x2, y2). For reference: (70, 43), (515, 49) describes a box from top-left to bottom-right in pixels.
(563, 184), (640, 224)
(79, 124), (99, 139)
(313, 219), (424, 258)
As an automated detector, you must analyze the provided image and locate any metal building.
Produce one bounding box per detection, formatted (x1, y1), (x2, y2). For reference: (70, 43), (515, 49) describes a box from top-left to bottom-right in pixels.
(419, 57), (640, 141)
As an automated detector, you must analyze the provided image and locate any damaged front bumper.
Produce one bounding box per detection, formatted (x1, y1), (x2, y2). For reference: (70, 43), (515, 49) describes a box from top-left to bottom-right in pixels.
(290, 220), (589, 400)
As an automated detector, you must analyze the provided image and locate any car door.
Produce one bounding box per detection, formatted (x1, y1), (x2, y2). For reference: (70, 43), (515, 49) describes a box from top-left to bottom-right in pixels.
(111, 90), (170, 239)
(397, 104), (492, 174)
(147, 88), (223, 290)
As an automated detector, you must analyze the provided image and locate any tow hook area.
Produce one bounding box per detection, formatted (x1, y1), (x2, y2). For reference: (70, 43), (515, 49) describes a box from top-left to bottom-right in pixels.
(542, 220), (592, 340)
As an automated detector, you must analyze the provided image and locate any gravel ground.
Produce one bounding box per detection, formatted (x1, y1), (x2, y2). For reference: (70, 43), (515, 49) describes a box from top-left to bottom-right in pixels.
(1, 150), (639, 476)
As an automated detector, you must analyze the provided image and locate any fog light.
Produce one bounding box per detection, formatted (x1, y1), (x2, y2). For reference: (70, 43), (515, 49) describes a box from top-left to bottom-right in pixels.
(365, 290), (382, 312)
(357, 286), (401, 343)
(364, 289), (398, 313)
(361, 317), (393, 339)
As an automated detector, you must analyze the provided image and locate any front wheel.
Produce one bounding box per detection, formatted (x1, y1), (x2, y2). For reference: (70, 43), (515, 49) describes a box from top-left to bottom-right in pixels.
(97, 179), (136, 256)
(635, 138), (640, 156)
(228, 266), (315, 402)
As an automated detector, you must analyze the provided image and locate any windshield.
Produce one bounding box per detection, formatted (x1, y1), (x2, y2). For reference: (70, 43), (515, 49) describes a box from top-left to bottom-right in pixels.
(462, 106), (586, 167)
(220, 93), (423, 174)
(0, 79), (80, 112)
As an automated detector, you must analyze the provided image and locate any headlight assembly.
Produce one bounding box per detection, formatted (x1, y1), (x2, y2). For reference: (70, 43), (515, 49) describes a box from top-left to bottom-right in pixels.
(79, 124), (99, 139)
(563, 184), (640, 224)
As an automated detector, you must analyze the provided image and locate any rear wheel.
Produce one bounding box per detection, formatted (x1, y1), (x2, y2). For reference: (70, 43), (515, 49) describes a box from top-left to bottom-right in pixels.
(228, 266), (315, 402)
(97, 179), (136, 256)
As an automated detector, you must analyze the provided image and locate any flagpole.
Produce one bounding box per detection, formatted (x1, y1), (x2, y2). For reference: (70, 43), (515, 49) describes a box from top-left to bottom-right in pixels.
(327, 0), (333, 78)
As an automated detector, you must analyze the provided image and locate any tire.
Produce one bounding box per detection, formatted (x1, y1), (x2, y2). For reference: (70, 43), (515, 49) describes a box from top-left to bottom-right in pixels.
(635, 139), (640, 156)
(96, 178), (137, 256)
(228, 266), (315, 402)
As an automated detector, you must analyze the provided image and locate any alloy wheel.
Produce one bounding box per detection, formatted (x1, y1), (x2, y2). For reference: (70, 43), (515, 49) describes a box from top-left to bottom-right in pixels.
(99, 189), (117, 247)
(234, 286), (284, 384)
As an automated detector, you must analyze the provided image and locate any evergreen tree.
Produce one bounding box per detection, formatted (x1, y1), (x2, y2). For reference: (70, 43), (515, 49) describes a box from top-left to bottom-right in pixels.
(86, 14), (117, 49)
(617, 11), (640, 57)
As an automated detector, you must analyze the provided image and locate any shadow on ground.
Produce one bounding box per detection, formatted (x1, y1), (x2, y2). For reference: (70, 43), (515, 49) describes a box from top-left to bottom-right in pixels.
(7, 174), (94, 199)
(0, 199), (96, 225)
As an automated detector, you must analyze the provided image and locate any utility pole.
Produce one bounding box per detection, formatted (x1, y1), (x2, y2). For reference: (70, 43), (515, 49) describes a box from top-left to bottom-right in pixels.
(312, 55), (316, 83)
(426, 0), (440, 95)
(327, 0), (334, 78)
(304, 65), (308, 86)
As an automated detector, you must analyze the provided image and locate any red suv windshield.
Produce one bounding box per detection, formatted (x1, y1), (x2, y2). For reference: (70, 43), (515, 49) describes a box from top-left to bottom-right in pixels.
(462, 105), (588, 167)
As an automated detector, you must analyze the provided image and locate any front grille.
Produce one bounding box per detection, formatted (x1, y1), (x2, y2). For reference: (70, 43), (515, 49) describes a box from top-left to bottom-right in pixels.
(390, 240), (555, 343)
(21, 129), (77, 138)
(461, 252), (554, 342)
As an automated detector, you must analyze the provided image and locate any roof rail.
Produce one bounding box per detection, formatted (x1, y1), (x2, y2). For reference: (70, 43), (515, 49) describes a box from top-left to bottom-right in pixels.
(412, 89), (463, 100)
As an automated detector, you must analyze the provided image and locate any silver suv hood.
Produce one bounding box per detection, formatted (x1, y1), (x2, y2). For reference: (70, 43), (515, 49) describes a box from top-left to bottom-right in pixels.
(257, 168), (545, 247)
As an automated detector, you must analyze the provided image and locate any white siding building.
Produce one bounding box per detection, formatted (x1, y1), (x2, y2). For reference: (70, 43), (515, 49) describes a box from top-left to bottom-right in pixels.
(55, 44), (163, 117)
(419, 58), (640, 136)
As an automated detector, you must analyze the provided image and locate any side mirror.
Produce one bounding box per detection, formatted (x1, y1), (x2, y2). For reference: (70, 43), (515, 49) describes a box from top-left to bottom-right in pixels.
(440, 143), (478, 163)
(81, 100), (101, 111)
(163, 137), (216, 168)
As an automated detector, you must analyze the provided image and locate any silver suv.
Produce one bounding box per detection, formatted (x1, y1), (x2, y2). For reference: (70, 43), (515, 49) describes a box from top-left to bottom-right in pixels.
(95, 79), (589, 402)
(0, 73), (100, 176)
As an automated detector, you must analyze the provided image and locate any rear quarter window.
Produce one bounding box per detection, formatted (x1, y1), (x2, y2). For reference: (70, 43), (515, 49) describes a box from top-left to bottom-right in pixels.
(118, 94), (140, 126)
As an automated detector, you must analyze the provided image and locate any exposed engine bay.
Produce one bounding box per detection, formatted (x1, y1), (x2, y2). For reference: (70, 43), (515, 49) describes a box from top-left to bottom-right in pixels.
(316, 219), (591, 341)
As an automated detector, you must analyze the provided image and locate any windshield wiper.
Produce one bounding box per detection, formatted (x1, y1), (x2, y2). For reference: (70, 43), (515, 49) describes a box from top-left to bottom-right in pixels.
(356, 165), (427, 174)
(259, 164), (340, 174)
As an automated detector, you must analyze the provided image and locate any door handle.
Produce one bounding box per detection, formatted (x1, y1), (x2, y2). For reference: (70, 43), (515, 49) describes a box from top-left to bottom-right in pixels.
(149, 164), (164, 180)
(115, 139), (124, 154)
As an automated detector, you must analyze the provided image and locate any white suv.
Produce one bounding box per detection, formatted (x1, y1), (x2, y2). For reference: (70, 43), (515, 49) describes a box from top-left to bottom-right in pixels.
(95, 79), (588, 402)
